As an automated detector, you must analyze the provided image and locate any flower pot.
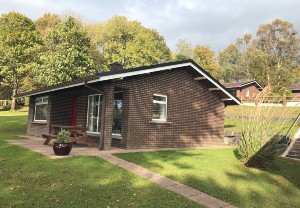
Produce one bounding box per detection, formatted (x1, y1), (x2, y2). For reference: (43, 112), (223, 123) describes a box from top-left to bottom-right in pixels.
(53, 142), (72, 156)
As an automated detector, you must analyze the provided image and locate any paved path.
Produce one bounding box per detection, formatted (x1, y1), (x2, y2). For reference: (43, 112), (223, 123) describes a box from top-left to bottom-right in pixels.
(9, 137), (237, 208)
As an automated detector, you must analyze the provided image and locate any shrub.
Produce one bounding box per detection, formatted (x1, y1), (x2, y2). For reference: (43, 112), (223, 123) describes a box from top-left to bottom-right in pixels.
(55, 129), (71, 143)
(237, 87), (293, 168)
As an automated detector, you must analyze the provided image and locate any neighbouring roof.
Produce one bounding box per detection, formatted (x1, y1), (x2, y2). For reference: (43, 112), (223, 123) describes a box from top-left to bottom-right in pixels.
(16, 60), (240, 105)
(288, 83), (300, 90)
(223, 80), (263, 90)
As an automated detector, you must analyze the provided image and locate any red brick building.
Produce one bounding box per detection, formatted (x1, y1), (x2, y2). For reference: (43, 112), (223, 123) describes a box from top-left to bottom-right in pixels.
(288, 83), (300, 99)
(16, 60), (240, 150)
(223, 80), (263, 99)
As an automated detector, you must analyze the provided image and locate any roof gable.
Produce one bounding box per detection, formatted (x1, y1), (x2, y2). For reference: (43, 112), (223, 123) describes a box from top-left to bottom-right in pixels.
(16, 60), (240, 105)
(223, 80), (263, 90)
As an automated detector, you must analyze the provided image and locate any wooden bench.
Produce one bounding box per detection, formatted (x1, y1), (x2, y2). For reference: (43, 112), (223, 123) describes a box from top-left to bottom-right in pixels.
(42, 134), (57, 145)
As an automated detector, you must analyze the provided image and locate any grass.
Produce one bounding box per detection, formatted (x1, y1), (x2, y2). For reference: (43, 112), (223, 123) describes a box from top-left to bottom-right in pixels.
(0, 111), (201, 207)
(225, 106), (300, 119)
(115, 149), (300, 208)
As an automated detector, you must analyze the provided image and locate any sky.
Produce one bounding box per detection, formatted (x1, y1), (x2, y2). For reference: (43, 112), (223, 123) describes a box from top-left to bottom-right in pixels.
(1, 0), (300, 53)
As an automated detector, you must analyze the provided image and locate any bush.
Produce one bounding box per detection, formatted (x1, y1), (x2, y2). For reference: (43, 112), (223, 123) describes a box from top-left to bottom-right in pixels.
(55, 129), (71, 143)
(237, 89), (292, 168)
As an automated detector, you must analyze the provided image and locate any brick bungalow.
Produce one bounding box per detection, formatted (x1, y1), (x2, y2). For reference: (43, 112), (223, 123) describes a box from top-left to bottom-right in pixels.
(223, 80), (263, 99)
(16, 60), (240, 150)
(287, 83), (300, 99)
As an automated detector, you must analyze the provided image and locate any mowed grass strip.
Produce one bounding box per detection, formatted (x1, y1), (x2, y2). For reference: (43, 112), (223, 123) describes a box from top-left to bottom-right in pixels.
(0, 112), (201, 207)
(225, 106), (300, 119)
(115, 149), (300, 208)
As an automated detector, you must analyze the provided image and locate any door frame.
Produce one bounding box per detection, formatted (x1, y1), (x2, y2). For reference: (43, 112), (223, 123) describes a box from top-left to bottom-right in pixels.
(86, 94), (102, 133)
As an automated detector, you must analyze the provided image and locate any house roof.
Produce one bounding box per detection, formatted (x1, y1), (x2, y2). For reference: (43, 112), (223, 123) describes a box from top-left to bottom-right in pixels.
(223, 80), (263, 90)
(16, 60), (240, 105)
(287, 83), (300, 90)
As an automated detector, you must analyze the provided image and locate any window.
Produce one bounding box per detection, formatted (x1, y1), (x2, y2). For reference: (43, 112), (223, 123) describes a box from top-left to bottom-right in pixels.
(152, 94), (167, 121)
(87, 94), (102, 133)
(112, 92), (123, 135)
(246, 90), (250, 97)
(34, 96), (48, 122)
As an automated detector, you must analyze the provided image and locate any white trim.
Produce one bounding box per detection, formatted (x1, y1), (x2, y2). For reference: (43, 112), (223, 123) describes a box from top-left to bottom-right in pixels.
(152, 94), (167, 121)
(20, 62), (240, 105)
(112, 133), (122, 140)
(34, 96), (48, 122)
(240, 81), (264, 90)
(86, 94), (102, 133)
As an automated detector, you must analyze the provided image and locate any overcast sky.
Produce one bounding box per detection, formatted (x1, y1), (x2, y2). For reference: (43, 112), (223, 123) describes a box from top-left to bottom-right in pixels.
(1, 0), (300, 53)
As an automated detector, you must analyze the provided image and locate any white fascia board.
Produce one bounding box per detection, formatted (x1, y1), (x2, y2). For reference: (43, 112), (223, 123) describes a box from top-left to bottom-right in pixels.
(19, 82), (86, 97)
(241, 81), (264, 89)
(188, 64), (241, 105)
(20, 62), (241, 105)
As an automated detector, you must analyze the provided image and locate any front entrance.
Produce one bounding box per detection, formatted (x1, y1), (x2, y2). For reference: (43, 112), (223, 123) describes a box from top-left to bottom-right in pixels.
(87, 94), (102, 133)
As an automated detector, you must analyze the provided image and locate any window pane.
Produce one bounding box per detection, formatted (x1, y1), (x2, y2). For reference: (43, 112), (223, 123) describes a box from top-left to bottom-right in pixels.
(153, 95), (166, 102)
(35, 104), (47, 120)
(36, 98), (43, 104)
(87, 95), (101, 132)
(152, 103), (166, 120)
(112, 94), (123, 134)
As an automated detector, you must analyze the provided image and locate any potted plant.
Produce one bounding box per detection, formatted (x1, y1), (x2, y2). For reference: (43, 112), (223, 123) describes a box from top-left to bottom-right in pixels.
(53, 129), (72, 156)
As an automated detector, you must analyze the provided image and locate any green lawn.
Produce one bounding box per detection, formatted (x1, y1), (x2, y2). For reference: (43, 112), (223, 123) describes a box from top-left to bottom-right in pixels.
(115, 149), (300, 208)
(225, 106), (300, 119)
(0, 112), (201, 207)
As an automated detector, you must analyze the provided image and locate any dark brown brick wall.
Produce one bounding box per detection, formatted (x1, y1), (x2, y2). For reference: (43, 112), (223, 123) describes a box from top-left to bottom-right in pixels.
(26, 67), (226, 149)
(239, 84), (261, 98)
(117, 68), (224, 149)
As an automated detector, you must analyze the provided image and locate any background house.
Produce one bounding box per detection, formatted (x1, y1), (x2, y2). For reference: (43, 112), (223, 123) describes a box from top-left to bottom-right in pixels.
(223, 80), (263, 99)
(288, 83), (300, 99)
(16, 60), (240, 150)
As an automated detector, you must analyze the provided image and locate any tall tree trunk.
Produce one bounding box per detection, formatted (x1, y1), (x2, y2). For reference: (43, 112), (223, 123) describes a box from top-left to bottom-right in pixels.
(10, 88), (16, 111)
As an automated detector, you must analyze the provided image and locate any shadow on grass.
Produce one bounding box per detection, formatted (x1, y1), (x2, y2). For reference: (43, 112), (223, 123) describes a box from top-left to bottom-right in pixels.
(224, 124), (236, 128)
(115, 149), (300, 208)
(0, 140), (201, 208)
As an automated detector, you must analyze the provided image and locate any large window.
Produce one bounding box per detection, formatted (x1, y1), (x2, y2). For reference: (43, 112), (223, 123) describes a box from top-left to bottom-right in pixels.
(112, 92), (123, 135)
(87, 94), (102, 133)
(34, 96), (48, 122)
(152, 94), (167, 121)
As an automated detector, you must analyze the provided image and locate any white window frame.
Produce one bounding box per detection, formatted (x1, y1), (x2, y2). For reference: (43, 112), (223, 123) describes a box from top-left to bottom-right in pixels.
(152, 93), (167, 121)
(34, 96), (48, 122)
(246, 90), (250, 97)
(86, 94), (102, 134)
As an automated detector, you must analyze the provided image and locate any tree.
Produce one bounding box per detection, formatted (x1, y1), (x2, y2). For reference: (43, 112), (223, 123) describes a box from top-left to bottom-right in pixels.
(256, 19), (300, 91)
(36, 17), (96, 86)
(86, 16), (171, 70)
(175, 39), (193, 60)
(0, 12), (42, 111)
(35, 13), (61, 38)
(218, 43), (241, 82)
(193, 45), (218, 78)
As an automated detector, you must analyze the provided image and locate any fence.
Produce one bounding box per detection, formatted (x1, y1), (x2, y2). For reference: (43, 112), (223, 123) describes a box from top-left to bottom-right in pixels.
(0, 100), (10, 106)
(238, 96), (300, 106)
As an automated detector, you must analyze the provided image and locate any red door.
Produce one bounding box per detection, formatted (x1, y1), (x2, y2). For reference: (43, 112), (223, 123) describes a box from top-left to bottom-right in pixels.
(71, 97), (77, 126)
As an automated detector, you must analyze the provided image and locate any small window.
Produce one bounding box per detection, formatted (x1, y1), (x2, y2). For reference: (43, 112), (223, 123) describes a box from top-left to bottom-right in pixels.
(246, 90), (250, 97)
(152, 94), (167, 121)
(112, 92), (123, 135)
(34, 96), (48, 121)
